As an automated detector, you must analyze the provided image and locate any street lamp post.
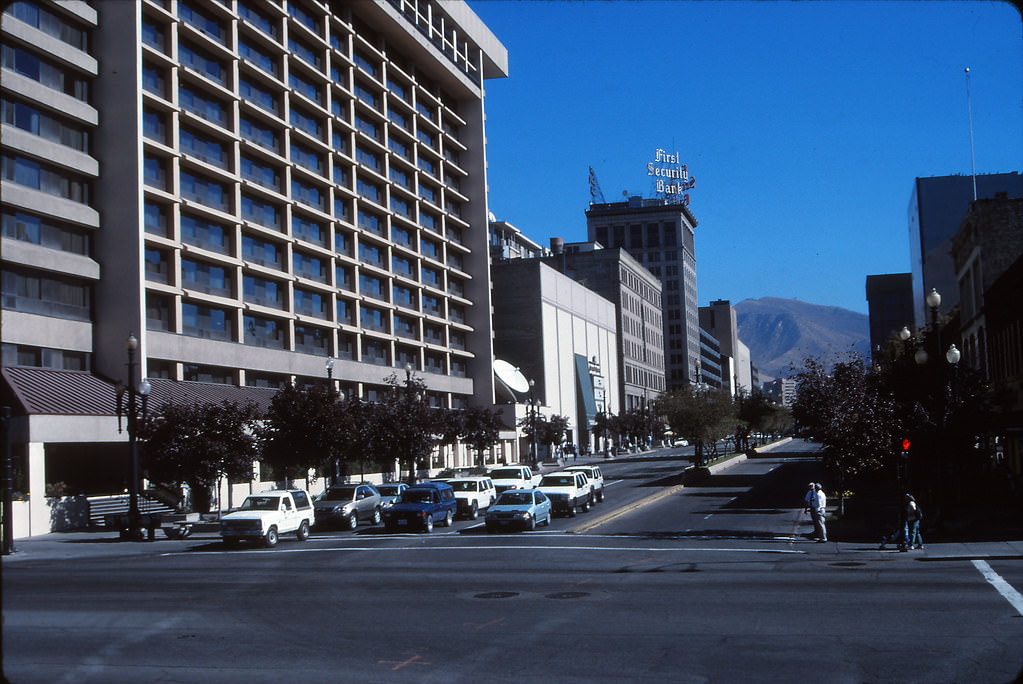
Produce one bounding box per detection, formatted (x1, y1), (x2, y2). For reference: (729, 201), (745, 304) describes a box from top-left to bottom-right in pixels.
(528, 379), (539, 469)
(116, 333), (151, 541)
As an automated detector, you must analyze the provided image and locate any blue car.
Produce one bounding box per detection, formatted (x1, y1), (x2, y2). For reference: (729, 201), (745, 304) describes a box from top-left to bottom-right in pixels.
(485, 489), (552, 532)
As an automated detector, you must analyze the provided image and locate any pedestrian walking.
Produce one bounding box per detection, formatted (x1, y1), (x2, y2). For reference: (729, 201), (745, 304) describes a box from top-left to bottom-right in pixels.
(814, 483), (828, 542)
(804, 482), (824, 541)
(904, 494), (923, 550)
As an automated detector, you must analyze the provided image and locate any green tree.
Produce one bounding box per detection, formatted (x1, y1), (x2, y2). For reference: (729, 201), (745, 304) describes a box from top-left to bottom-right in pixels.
(260, 383), (344, 485)
(656, 386), (736, 465)
(377, 371), (444, 484)
(460, 406), (505, 469)
(141, 401), (260, 513)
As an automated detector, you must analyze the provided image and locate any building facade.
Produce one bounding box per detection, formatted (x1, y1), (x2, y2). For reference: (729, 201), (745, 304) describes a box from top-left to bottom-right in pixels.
(586, 196), (699, 389)
(490, 258), (620, 454)
(908, 173), (1023, 327)
(865, 273), (914, 362)
(1, 0), (508, 535)
(544, 240), (665, 412)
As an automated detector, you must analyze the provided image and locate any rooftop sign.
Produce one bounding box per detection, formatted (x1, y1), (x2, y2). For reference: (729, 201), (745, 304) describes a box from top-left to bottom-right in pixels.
(647, 148), (695, 205)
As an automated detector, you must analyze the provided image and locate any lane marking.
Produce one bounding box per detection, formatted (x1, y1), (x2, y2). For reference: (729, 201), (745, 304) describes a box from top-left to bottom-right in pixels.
(164, 545), (806, 556)
(972, 560), (1023, 616)
(605, 479), (624, 487)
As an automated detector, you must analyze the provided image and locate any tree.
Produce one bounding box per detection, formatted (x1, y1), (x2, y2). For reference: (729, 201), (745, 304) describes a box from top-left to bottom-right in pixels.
(735, 392), (790, 451)
(377, 371), (444, 484)
(260, 383), (344, 486)
(141, 401), (260, 513)
(460, 406), (505, 469)
(656, 386), (736, 466)
(517, 413), (571, 462)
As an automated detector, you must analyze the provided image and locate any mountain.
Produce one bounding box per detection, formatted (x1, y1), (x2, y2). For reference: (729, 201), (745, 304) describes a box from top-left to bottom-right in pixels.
(734, 297), (869, 381)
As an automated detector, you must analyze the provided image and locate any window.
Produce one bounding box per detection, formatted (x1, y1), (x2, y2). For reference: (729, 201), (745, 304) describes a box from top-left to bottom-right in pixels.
(238, 2), (277, 38)
(243, 274), (284, 308)
(389, 166), (410, 189)
(289, 71), (321, 103)
(357, 178), (381, 203)
(355, 114), (380, 141)
(386, 77), (408, 101)
(181, 214), (229, 254)
(419, 211), (437, 231)
(358, 243), (382, 267)
(143, 202), (169, 237)
(393, 226), (412, 247)
(356, 146), (381, 171)
(419, 183), (436, 204)
(143, 155), (168, 190)
(360, 306), (386, 332)
(293, 252), (326, 280)
(393, 285), (415, 309)
(357, 210), (383, 235)
(2, 155), (89, 203)
(352, 51), (378, 78)
(240, 155), (281, 190)
(2, 267), (90, 320)
(180, 126), (228, 169)
(239, 79), (278, 115)
(334, 231), (350, 255)
(421, 239), (439, 259)
(336, 299), (352, 324)
(421, 267), (440, 288)
(241, 194), (281, 229)
(2, 45), (89, 100)
(294, 288), (327, 318)
(290, 106), (322, 139)
(3, 98), (90, 151)
(362, 339), (388, 365)
(335, 265), (352, 290)
(178, 2), (226, 44)
(240, 117), (279, 152)
(295, 324), (328, 353)
(390, 197), (411, 218)
(291, 143), (323, 174)
(287, 2), (319, 33)
(423, 294), (441, 316)
(416, 128), (435, 149)
(332, 130), (348, 155)
(182, 258), (231, 296)
(417, 155), (435, 176)
(239, 40), (278, 77)
(242, 234), (282, 268)
(416, 101), (435, 122)
(9, 1), (89, 50)
(292, 216), (325, 245)
(180, 170), (229, 211)
(388, 137), (410, 160)
(146, 293), (173, 332)
(142, 108), (167, 144)
(354, 82), (379, 108)
(179, 85), (227, 126)
(291, 179), (324, 210)
(333, 163), (349, 185)
(179, 42), (227, 86)
(395, 315), (416, 339)
(288, 36), (322, 70)
(3, 210), (90, 255)
(359, 274), (384, 300)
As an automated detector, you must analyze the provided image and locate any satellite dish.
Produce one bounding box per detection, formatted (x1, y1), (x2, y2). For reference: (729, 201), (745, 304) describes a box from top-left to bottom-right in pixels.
(493, 359), (530, 394)
(487, 211), (497, 223)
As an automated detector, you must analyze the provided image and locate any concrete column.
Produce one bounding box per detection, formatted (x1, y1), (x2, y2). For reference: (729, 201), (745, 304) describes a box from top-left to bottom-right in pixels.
(27, 442), (48, 536)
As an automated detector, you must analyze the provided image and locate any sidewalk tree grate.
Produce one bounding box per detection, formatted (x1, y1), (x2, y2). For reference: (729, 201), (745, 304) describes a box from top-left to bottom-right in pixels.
(545, 591), (590, 599)
(829, 562), (866, 567)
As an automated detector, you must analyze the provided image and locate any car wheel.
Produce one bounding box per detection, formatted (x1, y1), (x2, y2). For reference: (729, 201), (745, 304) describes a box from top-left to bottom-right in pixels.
(527, 517), (536, 531)
(423, 515), (434, 533)
(568, 505), (577, 518)
(296, 521), (310, 541)
(346, 512), (358, 530)
(597, 489), (605, 503)
(443, 509), (454, 527)
(263, 526), (278, 547)
(371, 508), (382, 525)
(581, 497), (591, 512)
(468, 502), (479, 520)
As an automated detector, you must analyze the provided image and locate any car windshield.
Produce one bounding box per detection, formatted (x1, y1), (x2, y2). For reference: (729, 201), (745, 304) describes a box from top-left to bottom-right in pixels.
(239, 496), (280, 510)
(449, 481), (478, 492)
(497, 492), (531, 505)
(319, 487), (356, 501)
(377, 485), (401, 496)
(540, 476), (574, 486)
(400, 490), (434, 504)
(490, 468), (522, 479)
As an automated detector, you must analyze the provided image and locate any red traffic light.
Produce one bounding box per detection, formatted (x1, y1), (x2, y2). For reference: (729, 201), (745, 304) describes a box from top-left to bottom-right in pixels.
(901, 439), (911, 451)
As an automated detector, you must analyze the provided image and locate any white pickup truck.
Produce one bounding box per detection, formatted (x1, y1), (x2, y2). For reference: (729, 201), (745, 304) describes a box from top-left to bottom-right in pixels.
(489, 465), (540, 494)
(220, 489), (314, 547)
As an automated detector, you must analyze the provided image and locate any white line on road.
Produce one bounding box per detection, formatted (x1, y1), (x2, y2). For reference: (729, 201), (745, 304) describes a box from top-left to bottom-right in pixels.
(972, 560), (1023, 616)
(165, 545), (807, 556)
(605, 479), (624, 487)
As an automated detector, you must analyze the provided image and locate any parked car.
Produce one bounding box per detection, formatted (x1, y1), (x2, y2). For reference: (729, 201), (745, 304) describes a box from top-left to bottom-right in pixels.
(381, 482), (458, 533)
(220, 489), (313, 547)
(376, 483), (408, 508)
(314, 483), (382, 529)
(485, 489), (552, 532)
(489, 465), (540, 494)
(565, 465), (605, 503)
(537, 471), (591, 517)
(445, 477), (497, 519)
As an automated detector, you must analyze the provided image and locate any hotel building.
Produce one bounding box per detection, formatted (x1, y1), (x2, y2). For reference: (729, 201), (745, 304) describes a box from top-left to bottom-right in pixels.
(1, 0), (507, 535)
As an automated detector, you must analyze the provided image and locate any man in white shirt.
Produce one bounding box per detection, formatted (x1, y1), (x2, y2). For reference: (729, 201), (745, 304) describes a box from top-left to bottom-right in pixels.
(804, 482), (823, 541)
(815, 483), (828, 542)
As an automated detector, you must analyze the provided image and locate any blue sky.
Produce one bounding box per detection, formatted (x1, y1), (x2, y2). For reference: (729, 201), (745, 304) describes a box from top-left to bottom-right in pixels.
(468, 1), (1023, 314)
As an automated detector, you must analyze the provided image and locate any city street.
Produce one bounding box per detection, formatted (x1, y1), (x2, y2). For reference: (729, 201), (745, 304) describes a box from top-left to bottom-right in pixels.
(4, 441), (1022, 683)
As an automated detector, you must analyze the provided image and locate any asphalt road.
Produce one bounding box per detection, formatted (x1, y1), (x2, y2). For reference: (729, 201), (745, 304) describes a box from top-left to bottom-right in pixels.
(4, 440), (1022, 683)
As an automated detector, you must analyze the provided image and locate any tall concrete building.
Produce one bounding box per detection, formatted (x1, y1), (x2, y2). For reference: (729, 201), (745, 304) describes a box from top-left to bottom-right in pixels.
(586, 196), (699, 389)
(698, 299), (755, 396)
(865, 273), (914, 361)
(1, 0), (507, 535)
(909, 173), (1023, 327)
(544, 240), (665, 412)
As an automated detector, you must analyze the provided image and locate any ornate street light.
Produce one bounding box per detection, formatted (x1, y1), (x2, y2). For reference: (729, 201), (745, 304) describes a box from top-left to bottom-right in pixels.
(925, 288), (942, 325)
(899, 326), (912, 342)
(528, 379), (539, 469)
(946, 344), (961, 365)
(116, 333), (151, 541)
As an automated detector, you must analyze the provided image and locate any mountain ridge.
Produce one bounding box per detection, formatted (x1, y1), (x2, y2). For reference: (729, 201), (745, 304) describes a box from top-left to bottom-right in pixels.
(734, 297), (869, 381)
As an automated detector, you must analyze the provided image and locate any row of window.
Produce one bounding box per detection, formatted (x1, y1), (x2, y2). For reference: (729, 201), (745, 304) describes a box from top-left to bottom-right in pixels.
(5, 2), (91, 51)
